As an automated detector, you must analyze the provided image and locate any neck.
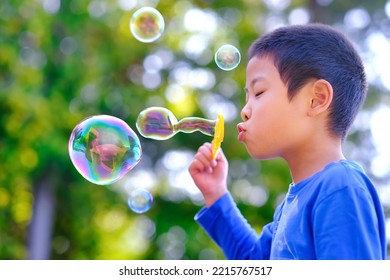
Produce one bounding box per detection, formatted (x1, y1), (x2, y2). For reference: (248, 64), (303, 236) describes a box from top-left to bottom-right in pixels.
(284, 135), (345, 184)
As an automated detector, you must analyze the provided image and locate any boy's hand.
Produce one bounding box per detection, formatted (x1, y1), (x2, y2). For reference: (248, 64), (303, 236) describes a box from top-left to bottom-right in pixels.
(188, 142), (228, 207)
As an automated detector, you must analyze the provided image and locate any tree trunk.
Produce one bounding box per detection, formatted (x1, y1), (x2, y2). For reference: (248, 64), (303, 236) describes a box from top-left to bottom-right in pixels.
(27, 176), (56, 260)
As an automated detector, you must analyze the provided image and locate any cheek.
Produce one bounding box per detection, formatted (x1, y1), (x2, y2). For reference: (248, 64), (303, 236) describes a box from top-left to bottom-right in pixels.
(252, 105), (283, 130)
(251, 109), (292, 149)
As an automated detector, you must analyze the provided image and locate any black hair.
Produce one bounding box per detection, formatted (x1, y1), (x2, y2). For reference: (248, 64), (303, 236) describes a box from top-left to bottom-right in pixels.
(248, 23), (367, 140)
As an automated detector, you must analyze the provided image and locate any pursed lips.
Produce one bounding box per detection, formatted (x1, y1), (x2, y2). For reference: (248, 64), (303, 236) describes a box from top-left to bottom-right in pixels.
(237, 123), (246, 142)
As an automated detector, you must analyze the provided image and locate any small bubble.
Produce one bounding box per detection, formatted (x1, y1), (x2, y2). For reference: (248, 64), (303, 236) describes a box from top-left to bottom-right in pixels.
(128, 188), (153, 214)
(214, 44), (241, 71)
(130, 7), (165, 43)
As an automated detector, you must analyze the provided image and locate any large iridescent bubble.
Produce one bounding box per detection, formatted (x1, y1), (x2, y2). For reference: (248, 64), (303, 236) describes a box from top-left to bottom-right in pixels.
(130, 7), (165, 43)
(215, 44), (241, 71)
(69, 115), (142, 185)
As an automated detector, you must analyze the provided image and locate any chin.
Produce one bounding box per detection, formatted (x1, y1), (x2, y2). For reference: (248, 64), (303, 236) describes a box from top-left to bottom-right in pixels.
(246, 147), (277, 160)
(246, 148), (262, 159)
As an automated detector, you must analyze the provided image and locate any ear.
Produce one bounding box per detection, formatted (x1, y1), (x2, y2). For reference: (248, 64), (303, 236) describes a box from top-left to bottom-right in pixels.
(307, 79), (333, 117)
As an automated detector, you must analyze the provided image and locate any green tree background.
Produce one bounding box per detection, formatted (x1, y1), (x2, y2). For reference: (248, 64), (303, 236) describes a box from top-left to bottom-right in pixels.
(1, 0), (389, 259)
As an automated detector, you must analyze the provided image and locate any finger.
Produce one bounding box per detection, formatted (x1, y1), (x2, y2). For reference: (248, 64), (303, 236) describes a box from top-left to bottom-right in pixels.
(199, 143), (218, 167)
(216, 147), (227, 163)
(188, 158), (205, 173)
(192, 154), (212, 174)
(197, 144), (217, 170)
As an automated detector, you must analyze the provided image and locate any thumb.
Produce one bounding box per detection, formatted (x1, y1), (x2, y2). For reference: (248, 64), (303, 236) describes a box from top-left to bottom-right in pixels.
(213, 147), (228, 176)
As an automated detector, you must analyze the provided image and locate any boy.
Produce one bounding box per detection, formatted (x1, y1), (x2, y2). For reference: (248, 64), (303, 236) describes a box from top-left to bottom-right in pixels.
(188, 24), (387, 260)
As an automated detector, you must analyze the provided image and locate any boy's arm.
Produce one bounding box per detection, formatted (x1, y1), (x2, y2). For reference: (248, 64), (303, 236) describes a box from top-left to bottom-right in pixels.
(195, 192), (273, 260)
(189, 144), (273, 259)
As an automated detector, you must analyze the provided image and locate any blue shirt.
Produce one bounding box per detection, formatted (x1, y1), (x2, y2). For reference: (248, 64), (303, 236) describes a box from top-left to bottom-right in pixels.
(195, 160), (387, 259)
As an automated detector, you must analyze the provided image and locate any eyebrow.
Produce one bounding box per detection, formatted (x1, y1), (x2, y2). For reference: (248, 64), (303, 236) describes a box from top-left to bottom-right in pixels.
(244, 76), (266, 93)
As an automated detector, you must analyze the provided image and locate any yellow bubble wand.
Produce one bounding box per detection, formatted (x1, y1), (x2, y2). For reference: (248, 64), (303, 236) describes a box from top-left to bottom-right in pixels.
(211, 114), (224, 159)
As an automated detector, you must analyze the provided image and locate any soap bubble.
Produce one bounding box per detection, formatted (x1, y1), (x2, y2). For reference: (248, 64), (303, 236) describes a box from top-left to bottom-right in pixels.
(136, 106), (215, 140)
(130, 7), (165, 43)
(128, 188), (153, 214)
(136, 106), (224, 159)
(69, 115), (142, 185)
(214, 44), (241, 71)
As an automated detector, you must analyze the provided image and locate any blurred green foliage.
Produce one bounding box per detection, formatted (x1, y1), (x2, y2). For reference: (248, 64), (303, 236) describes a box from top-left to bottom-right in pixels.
(0, 0), (389, 259)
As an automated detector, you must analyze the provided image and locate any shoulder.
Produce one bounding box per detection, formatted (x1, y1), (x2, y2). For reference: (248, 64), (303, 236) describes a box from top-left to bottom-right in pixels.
(311, 160), (378, 206)
(316, 160), (372, 189)
(289, 160), (375, 206)
(296, 160), (376, 206)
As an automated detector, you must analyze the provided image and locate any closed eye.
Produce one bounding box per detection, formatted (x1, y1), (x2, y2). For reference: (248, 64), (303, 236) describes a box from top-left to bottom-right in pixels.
(255, 91), (264, 97)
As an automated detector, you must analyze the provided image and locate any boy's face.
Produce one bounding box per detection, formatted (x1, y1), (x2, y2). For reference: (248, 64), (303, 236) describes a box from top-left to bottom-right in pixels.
(238, 55), (311, 160)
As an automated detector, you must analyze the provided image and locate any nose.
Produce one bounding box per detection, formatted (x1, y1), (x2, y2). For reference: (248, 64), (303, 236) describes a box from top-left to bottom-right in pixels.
(241, 103), (250, 121)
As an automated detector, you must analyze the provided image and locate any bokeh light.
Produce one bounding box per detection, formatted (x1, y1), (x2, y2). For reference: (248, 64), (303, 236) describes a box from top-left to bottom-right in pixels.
(288, 8), (310, 24)
(344, 7), (370, 30)
(130, 7), (165, 43)
(386, 1), (390, 19)
(68, 115), (142, 185)
(214, 44), (241, 71)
